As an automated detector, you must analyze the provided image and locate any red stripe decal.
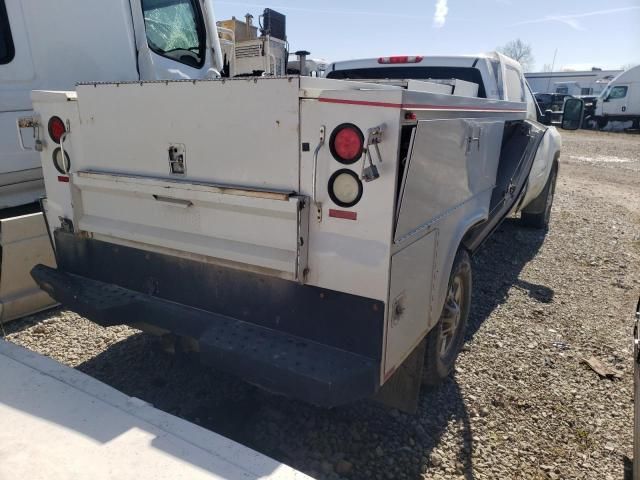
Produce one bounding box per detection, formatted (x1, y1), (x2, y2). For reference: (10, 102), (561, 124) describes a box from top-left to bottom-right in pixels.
(57, 176), (70, 183)
(319, 98), (403, 109)
(329, 209), (357, 220)
(318, 97), (526, 112)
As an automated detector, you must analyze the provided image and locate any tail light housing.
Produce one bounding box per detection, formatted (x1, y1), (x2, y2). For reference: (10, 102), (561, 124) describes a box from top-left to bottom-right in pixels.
(47, 116), (66, 144)
(329, 124), (364, 164)
(328, 169), (363, 208)
(52, 147), (70, 175)
(378, 56), (423, 64)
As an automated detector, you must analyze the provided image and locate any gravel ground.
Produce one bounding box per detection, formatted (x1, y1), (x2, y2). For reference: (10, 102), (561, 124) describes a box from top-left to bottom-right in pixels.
(5, 129), (640, 480)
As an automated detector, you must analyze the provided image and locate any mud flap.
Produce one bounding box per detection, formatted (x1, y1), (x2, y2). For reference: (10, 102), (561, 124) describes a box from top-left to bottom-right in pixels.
(373, 339), (425, 414)
(0, 213), (57, 323)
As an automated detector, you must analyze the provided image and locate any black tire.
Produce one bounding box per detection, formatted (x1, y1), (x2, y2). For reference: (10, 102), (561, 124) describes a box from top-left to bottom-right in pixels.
(596, 116), (609, 129)
(520, 163), (558, 230)
(423, 249), (472, 385)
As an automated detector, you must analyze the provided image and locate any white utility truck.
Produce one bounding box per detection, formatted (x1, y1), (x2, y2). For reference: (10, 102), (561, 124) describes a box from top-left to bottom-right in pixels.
(26, 44), (584, 411)
(326, 53), (566, 227)
(593, 64), (640, 129)
(0, 0), (293, 322)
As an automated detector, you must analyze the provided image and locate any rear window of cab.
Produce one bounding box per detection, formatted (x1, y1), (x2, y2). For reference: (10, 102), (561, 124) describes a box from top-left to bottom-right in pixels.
(326, 66), (487, 98)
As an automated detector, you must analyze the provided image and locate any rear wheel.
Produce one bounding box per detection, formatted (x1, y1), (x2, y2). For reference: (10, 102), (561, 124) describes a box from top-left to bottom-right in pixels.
(521, 163), (558, 230)
(423, 249), (472, 385)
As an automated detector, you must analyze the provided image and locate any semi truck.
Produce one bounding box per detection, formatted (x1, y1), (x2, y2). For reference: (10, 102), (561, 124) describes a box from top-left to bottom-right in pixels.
(25, 35), (584, 410)
(0, 0), (292, 322)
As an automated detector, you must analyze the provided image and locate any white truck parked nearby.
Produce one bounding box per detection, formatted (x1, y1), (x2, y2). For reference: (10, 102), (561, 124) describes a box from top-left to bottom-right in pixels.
(0, 0), (294, 322)
(26, 45), (585, 411)
(592, 64), (640, 129)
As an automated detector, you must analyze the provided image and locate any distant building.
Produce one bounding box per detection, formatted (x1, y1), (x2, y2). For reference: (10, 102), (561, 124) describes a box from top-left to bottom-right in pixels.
(525, 68), (622, 95)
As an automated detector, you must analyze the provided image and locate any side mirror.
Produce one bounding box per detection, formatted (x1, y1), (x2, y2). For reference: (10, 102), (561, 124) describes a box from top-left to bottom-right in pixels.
(561, 98), (584, 130)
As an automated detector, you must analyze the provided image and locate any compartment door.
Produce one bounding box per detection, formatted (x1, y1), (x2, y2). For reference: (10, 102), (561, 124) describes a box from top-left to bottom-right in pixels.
(384, 231), (437, 378)
(395, 118), (504, 242)
(71, 171), (309, 281)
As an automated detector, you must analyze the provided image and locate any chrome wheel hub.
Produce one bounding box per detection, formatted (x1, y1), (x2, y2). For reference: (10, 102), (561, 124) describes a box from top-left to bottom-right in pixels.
(440, 275), (463, 358)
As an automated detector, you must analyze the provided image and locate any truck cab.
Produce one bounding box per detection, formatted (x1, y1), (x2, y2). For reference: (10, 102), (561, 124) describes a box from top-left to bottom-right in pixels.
(594, 65), (640, 128)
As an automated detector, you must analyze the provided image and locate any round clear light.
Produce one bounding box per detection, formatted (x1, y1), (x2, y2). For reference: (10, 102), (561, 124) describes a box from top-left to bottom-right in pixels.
(329, 169), (362, 207)
(52, 147), (70, 174)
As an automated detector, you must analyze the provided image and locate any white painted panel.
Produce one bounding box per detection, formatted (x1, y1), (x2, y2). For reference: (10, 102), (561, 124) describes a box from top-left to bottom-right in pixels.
(75, 78), (301, 191)
(299, 89), (403, 301)
(73, 172), (305, 278)
(1, 0), (139, 112)
(30, 91), (81, 231)
(384, 231), (437, 376)
(395, 118), (503, 241)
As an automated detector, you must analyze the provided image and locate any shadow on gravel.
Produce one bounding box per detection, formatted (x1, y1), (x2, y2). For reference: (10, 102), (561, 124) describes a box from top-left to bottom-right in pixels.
(78, 335), (474, 480)
(73, 218), (552, 480)
(467, 218), (553, 342)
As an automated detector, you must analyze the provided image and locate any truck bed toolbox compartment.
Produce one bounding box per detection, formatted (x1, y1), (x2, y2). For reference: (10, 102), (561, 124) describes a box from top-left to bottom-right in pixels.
(72, 170), (309, 280)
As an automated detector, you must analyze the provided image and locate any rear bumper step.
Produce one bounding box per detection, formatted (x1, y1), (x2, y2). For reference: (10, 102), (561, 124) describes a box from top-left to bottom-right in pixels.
(31, 264), (379, 407)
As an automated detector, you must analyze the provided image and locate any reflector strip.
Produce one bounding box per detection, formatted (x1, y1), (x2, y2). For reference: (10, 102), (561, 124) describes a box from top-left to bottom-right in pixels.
(329, 209), (357, 220)
(57, 176), (69, 183)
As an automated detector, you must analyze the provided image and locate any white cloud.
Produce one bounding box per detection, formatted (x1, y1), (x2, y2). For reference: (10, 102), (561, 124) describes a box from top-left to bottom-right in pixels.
(433, 0), (449, 28)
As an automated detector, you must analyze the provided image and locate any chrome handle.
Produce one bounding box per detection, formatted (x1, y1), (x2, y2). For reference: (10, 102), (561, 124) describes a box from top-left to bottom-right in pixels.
(59, 132), (70, 174)
(153, 195), (194, 208)
(17, 116), (41, 151)
(312, 125), (326, 221)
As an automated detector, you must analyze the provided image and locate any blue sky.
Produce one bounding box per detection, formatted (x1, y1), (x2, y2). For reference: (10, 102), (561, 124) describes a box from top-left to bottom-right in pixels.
(215, 0), (640, 71)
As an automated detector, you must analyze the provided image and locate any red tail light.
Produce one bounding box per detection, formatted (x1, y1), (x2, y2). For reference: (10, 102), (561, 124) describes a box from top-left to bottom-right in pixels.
(48, 116), (66, 144)
(330, 124), (364, 164)
(378, 56), (424, 64)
